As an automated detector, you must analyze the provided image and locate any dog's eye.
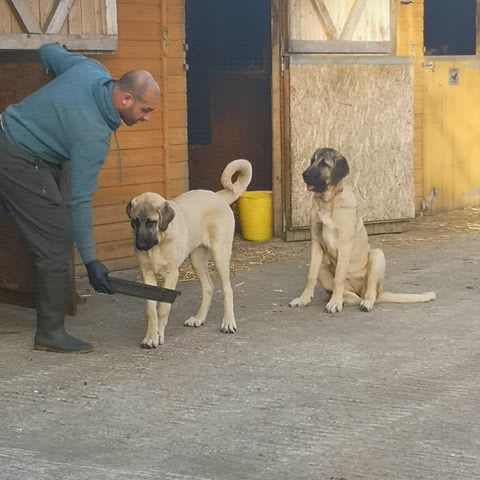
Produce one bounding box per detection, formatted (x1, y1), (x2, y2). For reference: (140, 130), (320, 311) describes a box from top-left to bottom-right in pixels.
(146, 219), (158, 228)
(130, 219), (138, 229)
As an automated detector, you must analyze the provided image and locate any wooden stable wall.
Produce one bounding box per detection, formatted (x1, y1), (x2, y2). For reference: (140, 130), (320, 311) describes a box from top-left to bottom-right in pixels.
(396, 0), (426, 211)
(397, 0), (480, 214)
(90, 0), (188, 270)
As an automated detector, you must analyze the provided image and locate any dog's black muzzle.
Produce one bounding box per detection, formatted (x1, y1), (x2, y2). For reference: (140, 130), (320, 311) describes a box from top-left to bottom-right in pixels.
(134, 232), (158, 251)
(302, 168), (327, 193)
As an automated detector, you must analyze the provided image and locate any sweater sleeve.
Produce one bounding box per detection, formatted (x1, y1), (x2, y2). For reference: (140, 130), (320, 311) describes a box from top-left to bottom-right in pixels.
(67, 139), (110, 264)
(39, 43), (87, 76)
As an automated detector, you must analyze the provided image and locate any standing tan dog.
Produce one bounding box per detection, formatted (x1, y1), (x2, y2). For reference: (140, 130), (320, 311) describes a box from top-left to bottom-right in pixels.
(127, 159), (252, 348)
(289, 147), (435, 313)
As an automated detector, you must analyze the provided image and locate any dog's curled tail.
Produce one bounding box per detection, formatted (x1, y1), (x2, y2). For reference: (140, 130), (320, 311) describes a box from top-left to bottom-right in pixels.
(377, 291), (436, 304)
(217, 159), (253, 204)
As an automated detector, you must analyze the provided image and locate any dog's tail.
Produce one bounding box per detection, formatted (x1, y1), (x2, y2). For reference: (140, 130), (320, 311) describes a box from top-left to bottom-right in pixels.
(217, 159), (253, 204)
(377, 291), (436, 304)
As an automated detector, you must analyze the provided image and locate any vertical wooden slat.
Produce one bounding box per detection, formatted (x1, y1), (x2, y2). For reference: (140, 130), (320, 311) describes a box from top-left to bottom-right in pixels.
(271, 0), (285, 237)
(161, 0), (170, 197)
(67, 0), (81, 34)
(105, 0), (117, 35)
(80, 0), (96, 34)
(0, 0), (14, 32)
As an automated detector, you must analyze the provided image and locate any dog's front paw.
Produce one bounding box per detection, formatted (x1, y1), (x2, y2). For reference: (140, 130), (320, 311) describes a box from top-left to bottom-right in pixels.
(184, 316), (206, 328)
(288, 295), (312, 307)
(141, 333), (163, 349)
(360, 299), (374, 312)
(221, 318), (237, 334)
(325, 298), (343, 313)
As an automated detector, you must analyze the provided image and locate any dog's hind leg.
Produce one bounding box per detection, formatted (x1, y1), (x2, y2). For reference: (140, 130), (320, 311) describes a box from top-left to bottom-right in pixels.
(318, 266), (362, 307)
(359, 248), (386, 312)
(185, 246), (214, 328)
(140, 269), (161, 348)
(211, 243), (236, 333)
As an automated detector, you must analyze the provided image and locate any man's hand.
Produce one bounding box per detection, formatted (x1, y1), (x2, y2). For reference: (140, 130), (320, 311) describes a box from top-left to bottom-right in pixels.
(85, 260), (114, 294)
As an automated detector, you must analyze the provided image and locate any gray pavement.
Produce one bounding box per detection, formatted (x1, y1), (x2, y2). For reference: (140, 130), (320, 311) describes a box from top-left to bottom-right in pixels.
(1, 221), (480, 480)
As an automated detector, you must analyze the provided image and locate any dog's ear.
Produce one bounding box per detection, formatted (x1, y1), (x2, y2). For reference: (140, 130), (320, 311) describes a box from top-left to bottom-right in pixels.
(158, 202), (175, 231)
(331, 154), (350, 185)
(126, 198), (136, 219)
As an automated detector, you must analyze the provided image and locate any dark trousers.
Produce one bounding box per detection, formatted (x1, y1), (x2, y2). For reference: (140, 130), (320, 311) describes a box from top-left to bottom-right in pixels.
(0, 130), (70, 275)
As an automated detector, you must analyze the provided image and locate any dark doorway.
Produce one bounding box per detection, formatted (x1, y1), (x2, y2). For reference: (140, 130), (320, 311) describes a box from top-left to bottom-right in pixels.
(424, 0), (476, 55)
(185, 0), (272, 192)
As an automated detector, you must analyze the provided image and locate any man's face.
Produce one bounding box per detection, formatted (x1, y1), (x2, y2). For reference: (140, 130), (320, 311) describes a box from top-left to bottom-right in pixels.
(119, 91), (160, 126)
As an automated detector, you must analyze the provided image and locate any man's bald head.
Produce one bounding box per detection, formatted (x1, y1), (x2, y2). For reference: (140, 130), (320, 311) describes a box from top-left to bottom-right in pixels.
(113, 70), (161, 126)
(118, 70), (160, 101)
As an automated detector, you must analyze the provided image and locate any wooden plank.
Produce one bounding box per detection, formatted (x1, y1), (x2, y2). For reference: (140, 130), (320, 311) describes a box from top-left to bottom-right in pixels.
(92, 182), (165, 207)
(7, 0), (41, 32)
(93, 203), (133, 225)
(168, 126), (186, 146)
(100, 58), (162, 76)
(0, 0), (14, 32)
(288, 39), (391, 54)
(114, 129), (164, 150)
(118, 21), (162, 41)
(103, 147), (165, 170)
(67, 0), (81, 34)
(169, 144), (188, 163)
(45, 0), (76, 34)
(168, 92), (187, 110)
(98, 165), (167, 188)
(311, 0), (337, 40)
(117, 4), (160, 23)
(167, 75), (186, 94)
(39, 0), (55, 32)
(271, 0), (284, 237)
(94, 0), (105, 35)
(0, 33), (117, 50)
(116, 39), (162, 58)
(105, 0), (117, 35)
(93, 222), (131, 245)
(167, 109), (186, 128)
(80, 0), (96, 35)
(340, 0), (368, 40)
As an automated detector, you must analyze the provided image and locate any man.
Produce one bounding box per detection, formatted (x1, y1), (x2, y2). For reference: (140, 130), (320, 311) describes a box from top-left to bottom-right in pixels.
(0, 43), (161, 353)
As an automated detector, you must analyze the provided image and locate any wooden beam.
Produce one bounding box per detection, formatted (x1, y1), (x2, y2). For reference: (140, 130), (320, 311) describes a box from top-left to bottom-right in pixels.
(0, 33), (117, 51)
(339, 0), (368, 40)
(45, 0), (77, 34)
(7, 0), (42, 33)
(311, 0), (337, 40)
(288, 39), (391, 54)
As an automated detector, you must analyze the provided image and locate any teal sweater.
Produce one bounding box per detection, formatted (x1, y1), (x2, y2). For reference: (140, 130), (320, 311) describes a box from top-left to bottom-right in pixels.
(2, 43), (121, 264)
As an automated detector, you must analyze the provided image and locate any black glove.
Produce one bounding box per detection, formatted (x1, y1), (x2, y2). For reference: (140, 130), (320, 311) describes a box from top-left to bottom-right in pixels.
(85, 259), (114, 294)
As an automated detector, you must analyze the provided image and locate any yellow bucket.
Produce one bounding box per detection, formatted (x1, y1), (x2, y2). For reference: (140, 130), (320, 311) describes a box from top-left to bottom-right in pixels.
(238, 190), (272, 242)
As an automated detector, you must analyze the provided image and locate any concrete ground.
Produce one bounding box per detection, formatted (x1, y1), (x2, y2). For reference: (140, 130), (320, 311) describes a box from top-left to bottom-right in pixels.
(1, 209), (480, 480)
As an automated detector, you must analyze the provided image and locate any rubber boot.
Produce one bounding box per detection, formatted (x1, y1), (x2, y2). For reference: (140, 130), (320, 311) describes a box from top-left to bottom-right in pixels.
(33, 270), (92, 353)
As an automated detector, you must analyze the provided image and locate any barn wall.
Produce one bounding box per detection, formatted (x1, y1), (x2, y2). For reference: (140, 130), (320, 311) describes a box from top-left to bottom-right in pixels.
(289, 61), (414, 228)
(396, 0), (425, 210)
(90, 0), (188, 270)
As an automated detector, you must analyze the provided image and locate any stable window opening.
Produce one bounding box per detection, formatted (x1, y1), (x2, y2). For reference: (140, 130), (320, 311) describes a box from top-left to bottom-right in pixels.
(424, 0), (477, 56)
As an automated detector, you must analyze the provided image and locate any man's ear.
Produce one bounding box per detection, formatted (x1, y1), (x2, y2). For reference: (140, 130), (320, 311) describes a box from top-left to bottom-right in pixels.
(121, 92), (134, 108)
(158, 202), (175, 231)
(331, 155), (350, 185)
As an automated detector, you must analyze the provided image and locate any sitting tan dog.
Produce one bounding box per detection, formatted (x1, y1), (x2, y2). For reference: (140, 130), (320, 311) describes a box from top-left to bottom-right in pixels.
(289, 147), (435, 313)
(127, 159), (252, 348)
